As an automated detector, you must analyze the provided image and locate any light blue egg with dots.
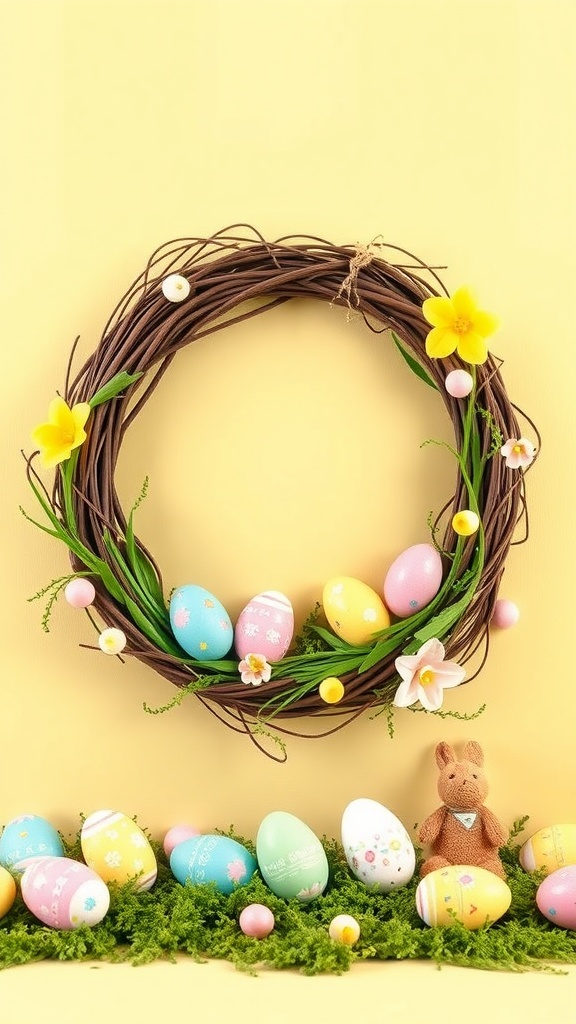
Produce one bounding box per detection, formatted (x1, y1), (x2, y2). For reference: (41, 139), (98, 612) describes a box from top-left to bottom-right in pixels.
(169, 584), (233, 660)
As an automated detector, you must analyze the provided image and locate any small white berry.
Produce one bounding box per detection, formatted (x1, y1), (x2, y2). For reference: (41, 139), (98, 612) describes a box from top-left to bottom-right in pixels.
(98, 627), (127, 655)
(161, 274), (191, 303)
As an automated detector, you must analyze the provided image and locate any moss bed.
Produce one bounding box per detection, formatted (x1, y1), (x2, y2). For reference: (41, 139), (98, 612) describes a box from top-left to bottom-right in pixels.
(1, 819), (575, 975)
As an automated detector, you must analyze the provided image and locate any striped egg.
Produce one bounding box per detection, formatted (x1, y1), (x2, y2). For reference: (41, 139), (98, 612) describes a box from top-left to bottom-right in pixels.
(234, 591), (294, 663)
(416, 865), (511, 930)
(80, 810), (157, 891)
(520, 823), (576, 875)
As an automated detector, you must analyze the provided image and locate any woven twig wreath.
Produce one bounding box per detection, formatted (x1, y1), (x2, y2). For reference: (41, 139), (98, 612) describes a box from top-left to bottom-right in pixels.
(24, 226), (538, 756)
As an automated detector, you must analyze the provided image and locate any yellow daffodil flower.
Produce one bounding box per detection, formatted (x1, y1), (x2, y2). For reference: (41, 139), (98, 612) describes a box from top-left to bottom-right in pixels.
(31, 396), (91, 468)
(422, 287), (498, 365)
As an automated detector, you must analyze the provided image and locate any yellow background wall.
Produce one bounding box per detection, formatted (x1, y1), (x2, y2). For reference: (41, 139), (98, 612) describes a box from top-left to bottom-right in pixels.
(1, 0), (575, 1014)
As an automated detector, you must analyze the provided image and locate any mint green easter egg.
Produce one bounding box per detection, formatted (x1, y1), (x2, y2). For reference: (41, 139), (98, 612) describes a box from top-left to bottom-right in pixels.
(256, 811), (328, 902)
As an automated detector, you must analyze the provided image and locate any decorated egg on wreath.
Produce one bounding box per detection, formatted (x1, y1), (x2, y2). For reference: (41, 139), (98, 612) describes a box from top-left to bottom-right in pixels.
(23, 228), (539, 758)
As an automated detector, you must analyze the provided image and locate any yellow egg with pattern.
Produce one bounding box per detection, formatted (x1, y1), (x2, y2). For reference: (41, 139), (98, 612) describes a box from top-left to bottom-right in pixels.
(80, 810), (157, 891)
(0, 865), (16, 919)
(416, 865), (511, 930)
(322, 577), (390, 645)
(520, 824), (576, 875)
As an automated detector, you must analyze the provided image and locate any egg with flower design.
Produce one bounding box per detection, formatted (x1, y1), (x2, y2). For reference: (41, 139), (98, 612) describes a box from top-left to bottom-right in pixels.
(21, 856), (110, 930)
(169, 584), (233, 660)
(170, 835), (257, 895)
(80, 810), (157, 891)
(341, 798), (415, 891)
(416, 865), (511, 929)
(322, 577), (389, 645)
(235, 591), (294, 663)
(0, 815), (64, 873)
(256, 811), (328, 902)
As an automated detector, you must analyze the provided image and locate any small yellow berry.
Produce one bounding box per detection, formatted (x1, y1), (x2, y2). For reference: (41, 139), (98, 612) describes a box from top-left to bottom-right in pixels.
(319, 677), (345, 704)
(452, 509), (480, 536)
(98, 627), (127, 655)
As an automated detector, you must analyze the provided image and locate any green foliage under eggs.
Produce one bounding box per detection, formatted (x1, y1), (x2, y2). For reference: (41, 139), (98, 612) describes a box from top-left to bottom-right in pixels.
(1, 817), (576, 975)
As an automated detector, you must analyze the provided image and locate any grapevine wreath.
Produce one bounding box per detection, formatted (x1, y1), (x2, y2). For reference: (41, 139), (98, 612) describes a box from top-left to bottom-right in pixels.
(23, 226), (539, 756)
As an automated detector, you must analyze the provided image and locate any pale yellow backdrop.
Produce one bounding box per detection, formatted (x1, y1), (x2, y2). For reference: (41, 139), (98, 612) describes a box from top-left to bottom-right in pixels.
(1, 0), (575, 1019)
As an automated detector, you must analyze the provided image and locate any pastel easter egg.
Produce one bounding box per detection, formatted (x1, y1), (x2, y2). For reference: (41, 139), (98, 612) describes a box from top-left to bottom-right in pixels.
(0, 815), (64, 873)
(536, 866), (576, 929)
(81, 810), (157, 891)
(322, 577), (390, 645)
(383, 543), (443, 618)
(415, 865), (512, 930)
(21, 856), (110, 930)
(169, 584), (233, 660)
(256, 811), (329, 902)
(0, 866), (16, 919)
(170, 835), (257, 895)
(163, 824), (201, 858)
(239, 903), (275, 938)
(519, 823), (576, 875)
(234, 591), (294, 663)
(341, 798), (415, 891)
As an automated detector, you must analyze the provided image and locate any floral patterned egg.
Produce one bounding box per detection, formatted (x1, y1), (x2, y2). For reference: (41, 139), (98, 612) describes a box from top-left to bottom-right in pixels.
(234, 591), (294, 662)
(80, 810), (157, 891)
(256, 811), (328, 902)
(169, 584), (233, 660)
(341, 798), (415, 891)
(323, 576), (390, 645)
(21, 856), (110, 930)
(170, 835), (257, 895)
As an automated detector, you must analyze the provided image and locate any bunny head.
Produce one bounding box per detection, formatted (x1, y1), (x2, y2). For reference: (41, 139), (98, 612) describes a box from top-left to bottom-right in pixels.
(435, 740), (488, 810)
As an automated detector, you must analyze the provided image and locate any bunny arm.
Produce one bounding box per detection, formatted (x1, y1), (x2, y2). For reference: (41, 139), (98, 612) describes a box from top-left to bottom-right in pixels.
(479, 807), (508, 846)
(418, 806), (449, 845)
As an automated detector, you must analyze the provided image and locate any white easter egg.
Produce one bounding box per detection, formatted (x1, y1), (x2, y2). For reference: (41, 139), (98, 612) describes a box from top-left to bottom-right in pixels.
(81, 810), (157, 891)
(234, 591), (294, 662)
(341, 798), (415, 891)
(21, 856), (110, 930)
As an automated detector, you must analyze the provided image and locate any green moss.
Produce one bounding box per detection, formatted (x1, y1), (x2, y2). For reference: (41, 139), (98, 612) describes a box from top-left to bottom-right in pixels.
(1, 820), (575, 975)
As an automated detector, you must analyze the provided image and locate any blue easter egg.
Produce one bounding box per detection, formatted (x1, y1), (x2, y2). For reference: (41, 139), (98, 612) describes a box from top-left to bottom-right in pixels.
(170, 835), (257, 895)
(0, 815), (64, 872)
(169, 585), (233, 660)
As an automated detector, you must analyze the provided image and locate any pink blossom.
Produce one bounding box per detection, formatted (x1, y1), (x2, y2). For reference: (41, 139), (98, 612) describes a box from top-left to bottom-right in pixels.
(238, 653), (272, 686)
(173, 606), (190, 629)
(500, 437), (535, 470)
(393, 637), (465, 712)
(227, 859), (247, 883)
(364, 850), (375, 863)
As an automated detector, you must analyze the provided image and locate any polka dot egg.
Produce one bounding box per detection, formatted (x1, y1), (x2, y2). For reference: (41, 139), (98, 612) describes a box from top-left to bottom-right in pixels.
(169, 584), (233, 660)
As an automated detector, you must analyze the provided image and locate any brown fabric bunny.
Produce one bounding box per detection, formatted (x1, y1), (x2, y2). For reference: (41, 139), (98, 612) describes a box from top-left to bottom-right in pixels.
(418, 740), (508, 879)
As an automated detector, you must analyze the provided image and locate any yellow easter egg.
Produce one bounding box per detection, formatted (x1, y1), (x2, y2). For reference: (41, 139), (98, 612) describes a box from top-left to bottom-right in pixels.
(0, 865), (16, 919)
(322, 577), (390, 645)
(416, 865), (511, 930)
(81, 810), (158, 891)
(519, 824), (576, 875)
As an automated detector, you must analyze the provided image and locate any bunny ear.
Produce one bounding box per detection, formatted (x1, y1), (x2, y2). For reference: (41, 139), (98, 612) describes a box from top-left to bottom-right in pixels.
(435, 741), (456, 768)
(463, 740), (484, 766)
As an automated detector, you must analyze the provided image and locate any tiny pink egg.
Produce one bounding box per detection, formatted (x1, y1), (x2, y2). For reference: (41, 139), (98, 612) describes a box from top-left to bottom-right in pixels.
(163, 824), (201, 857)
(445, 369), (474, 398)
(536, 866), (576, 929)
(239, 903), (275, 939)
(64, 578), (96, 609)
(491, 599), (520, 629)
(383, 543), (443, 618)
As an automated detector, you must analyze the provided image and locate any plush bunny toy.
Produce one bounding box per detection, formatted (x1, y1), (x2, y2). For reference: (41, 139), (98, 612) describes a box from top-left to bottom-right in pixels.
(418, 740), (508, 879)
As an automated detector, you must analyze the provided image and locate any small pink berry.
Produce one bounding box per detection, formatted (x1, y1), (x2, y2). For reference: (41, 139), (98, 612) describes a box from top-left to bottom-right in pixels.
(64, 577), (96, 608)
(239, 904), (275, 939)
(491, 599), (520, 629)
(163, 824), (201, 857)
(445, 369), (474, 398)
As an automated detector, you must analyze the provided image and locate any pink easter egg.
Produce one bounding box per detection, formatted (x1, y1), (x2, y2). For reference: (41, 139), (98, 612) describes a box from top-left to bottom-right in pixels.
(21, 856), (110, 930)
(536, 866), (576, 929)
(64, 578), (96, 608)
(491, 599), (520, 629)
(234, 591), (294, 663)
(383, 543), (443, 618)
(445, 369), (474, 398)
(239, 903), (275, 938)
(163, 824), (201, 858)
